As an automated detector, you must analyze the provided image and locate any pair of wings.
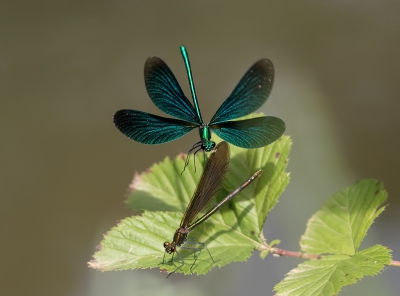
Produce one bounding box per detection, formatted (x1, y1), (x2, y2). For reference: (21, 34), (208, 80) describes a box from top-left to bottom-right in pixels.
(181, 141), (230, 228)
(113, 55), (286, 148)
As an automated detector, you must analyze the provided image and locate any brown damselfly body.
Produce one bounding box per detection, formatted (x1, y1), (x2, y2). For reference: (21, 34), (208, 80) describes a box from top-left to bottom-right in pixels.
(162, 141), (263, 277)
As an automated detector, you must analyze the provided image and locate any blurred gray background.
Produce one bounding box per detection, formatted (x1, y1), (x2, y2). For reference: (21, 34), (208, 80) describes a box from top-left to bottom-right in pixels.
(1, 1), (399, 295)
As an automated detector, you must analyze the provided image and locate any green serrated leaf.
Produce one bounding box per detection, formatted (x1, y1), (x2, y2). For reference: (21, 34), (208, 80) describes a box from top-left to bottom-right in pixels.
(89, 211), (257, 274)
(269, 239), (281, 247)
(274, 244), (392, 296)
(128, 113), (290, 240)
(91, 114), (291, 274)
(217, 123), (291, 234)
(126, 155), (205, 212)
(259, 249), (270, 259)
(300, 179), (387, 255)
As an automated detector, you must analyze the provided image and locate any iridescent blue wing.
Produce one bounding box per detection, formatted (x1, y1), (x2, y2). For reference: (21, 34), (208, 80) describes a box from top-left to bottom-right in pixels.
(210, 59), (274, 125)
(113, 110), (197, 145)
(144, 56), (201, 125)
(210, 116), (285, 148)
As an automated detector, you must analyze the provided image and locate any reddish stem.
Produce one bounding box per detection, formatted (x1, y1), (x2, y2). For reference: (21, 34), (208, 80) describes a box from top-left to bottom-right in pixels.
(269, 247), (400, 267)
(269, 247), (322, 259)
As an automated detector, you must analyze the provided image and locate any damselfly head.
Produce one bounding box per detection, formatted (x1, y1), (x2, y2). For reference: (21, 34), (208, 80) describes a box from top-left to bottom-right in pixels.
(163, 242), (176, 254)
(201, 141), (216, 152)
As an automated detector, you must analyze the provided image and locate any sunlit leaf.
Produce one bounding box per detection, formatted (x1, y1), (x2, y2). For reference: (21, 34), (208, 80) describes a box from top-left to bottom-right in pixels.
(300, 179), (387, 255)
(89, 114), (291, 275)
(274, 245), (392, 296)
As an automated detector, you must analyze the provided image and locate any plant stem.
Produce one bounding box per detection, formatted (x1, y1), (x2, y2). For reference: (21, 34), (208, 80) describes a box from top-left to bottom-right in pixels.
(266, 245), (400, 267)
(389, 260), (400, 267)
(269, 247), (322, 259)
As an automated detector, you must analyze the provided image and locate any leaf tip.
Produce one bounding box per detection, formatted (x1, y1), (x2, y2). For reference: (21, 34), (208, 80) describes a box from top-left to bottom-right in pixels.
(177, 153), (186, 160)
(128, 172), (142, 195)
(87, 259), (101, 270)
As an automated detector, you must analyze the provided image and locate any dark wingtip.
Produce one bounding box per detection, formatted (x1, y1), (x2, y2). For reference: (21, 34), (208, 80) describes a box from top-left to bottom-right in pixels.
(113, 109), (128, 129)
